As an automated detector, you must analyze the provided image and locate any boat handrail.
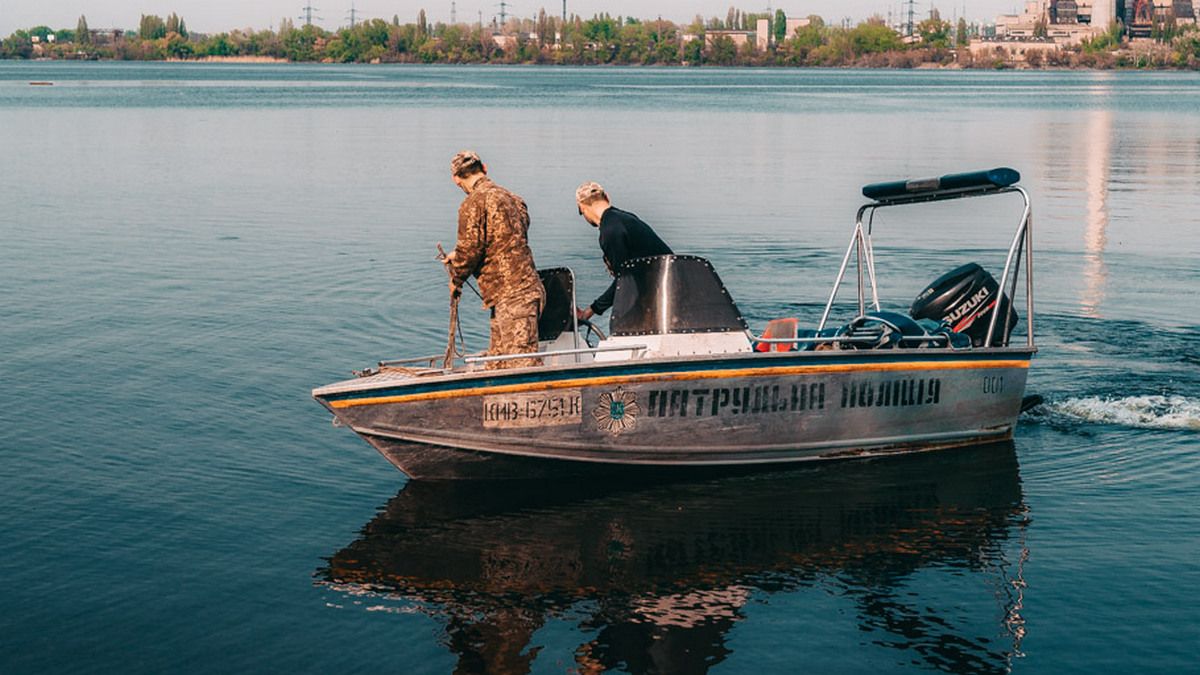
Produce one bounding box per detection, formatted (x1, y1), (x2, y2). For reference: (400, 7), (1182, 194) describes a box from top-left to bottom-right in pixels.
(378, 355), (443, 368)
(751, 334), (949, 345)
(748, 331), (952, 347)
(463, 343), (649, 365)
(818, 170), (1034, 349)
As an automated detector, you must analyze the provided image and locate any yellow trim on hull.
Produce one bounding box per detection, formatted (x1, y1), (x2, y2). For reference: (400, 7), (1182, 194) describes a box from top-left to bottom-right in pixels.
(328, 359), (1029, 409)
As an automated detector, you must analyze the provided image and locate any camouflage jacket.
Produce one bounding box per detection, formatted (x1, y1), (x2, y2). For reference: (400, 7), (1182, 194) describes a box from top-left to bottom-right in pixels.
(448, 177), (541, 308)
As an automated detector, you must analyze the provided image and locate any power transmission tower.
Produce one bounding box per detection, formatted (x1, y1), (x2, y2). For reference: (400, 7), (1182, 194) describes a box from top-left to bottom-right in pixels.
(345, 2), (357, 28)
(906, 0), (915, 36)
(300, 4), (321, 26)
(451, 1), (457, 24)
(562, 0), (567, 24)
(496, 1), (510, 26)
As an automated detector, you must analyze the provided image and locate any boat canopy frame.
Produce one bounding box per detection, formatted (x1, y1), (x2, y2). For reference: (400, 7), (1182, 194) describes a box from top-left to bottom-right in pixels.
(816, 168), (1035, 349)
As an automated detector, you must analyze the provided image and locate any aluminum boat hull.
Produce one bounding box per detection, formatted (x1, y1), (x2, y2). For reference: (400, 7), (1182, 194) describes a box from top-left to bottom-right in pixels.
(313, 348), (1033, 479)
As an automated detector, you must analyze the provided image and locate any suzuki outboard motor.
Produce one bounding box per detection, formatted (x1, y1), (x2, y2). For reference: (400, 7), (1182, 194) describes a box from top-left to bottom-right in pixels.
(910, 263), (1018, 347)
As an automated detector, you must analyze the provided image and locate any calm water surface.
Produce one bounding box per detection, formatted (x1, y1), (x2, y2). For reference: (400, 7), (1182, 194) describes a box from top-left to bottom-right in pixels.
(1, 63), (1198, 673)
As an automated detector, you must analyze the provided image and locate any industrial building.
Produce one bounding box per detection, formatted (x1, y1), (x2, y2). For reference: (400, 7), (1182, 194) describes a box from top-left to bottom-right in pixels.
(705, 16), (813, 53)
(992, 1), (1195, 44)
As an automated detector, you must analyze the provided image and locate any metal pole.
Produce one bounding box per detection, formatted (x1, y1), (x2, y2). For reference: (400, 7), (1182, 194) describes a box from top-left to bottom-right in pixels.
(818, 212), (867, 331)
(1023, 189), (1035, 347)
(985, 188), (1031, 347)
(1003, 230), (1023, 347)
(569, 269), (580, 362)
(864, 206), (881, 312)
(855, 224), (866, 317)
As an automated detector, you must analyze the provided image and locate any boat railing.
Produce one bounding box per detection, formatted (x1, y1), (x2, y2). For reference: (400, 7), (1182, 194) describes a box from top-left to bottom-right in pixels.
(352, 355), (446, 378)
(378, 355), (444, 368)
(463, 343), (649, 365)
(817, 168), (1034, 349)
(369, 342), (651, 374)
(749, 332), (953, 347)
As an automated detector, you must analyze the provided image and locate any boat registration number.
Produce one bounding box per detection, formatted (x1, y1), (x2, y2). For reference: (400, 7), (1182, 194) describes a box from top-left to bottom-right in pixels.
(482, 389), (582, 429)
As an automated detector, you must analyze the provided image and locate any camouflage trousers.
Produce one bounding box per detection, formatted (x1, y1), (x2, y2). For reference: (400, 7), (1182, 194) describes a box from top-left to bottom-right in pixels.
(486, 291), (545, 370)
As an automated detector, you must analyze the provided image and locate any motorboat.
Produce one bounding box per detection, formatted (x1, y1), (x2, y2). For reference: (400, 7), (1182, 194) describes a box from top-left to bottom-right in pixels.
(313, 168), (1036, 479)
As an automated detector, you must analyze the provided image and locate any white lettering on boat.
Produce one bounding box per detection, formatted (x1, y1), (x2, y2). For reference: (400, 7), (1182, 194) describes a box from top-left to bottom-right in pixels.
(946, 287), (992, 323)
(482, 389), (583, 429)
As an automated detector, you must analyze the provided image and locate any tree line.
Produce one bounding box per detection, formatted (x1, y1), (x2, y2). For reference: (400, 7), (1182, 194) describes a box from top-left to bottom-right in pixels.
(3, 9), (1200, 70)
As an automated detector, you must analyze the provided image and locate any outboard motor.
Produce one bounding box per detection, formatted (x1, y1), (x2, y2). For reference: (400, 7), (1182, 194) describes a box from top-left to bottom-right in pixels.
(911, 263), (1018, 347)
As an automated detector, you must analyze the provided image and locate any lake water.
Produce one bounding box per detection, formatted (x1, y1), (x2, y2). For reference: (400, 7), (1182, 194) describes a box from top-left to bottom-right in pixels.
(1, 63), (1198, 673)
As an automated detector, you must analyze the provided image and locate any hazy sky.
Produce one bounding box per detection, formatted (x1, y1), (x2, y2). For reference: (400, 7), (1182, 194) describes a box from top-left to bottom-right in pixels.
(1, 1), (1024, 35)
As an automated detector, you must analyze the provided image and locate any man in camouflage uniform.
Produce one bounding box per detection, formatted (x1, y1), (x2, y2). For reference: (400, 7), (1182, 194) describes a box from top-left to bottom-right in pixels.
(444, 151), (545, 370)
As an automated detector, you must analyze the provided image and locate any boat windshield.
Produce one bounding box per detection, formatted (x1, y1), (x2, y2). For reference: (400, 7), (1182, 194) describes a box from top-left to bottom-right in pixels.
(609, 255), (747, 336)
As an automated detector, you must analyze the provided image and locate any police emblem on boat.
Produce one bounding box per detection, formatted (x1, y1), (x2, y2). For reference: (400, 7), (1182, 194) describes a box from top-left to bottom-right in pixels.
(593, 389), (639, 435)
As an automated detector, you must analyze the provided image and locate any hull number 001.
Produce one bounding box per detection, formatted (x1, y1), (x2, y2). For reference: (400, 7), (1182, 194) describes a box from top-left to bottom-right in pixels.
(983, 375), (1005, 394)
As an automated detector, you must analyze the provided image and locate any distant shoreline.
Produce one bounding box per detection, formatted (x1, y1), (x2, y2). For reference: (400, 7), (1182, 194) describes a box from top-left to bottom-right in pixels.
(6, 59), (1200, 72)
(182, 55), (289, 64)
(6, 13), (1199, 72)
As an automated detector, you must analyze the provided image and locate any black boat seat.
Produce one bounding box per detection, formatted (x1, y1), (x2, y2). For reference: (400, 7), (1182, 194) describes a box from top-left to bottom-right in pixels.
(537, 268), (575, 342)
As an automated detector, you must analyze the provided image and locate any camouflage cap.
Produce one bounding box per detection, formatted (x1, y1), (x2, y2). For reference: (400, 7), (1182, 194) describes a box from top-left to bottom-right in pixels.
(450, 150), (484, 177)
(575, 181), (607, 204)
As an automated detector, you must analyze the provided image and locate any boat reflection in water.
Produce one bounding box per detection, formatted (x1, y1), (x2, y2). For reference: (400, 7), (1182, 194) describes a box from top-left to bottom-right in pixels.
(318, 442), (1028, 673)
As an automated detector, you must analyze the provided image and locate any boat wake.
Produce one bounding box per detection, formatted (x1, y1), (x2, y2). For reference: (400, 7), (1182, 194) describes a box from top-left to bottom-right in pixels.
(1029, 395), (1200, 432)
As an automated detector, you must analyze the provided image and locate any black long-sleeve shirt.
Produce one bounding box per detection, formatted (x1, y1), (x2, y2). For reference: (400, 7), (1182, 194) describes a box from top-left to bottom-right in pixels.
(589, 206), (673, 316)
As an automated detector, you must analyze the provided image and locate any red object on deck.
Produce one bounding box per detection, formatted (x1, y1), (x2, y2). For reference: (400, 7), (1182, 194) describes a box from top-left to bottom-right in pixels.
(755, 317), (800, 352)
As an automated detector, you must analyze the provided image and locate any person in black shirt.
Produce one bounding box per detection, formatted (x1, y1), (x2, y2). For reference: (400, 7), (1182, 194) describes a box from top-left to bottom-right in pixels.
(574, 181), (673, 321)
